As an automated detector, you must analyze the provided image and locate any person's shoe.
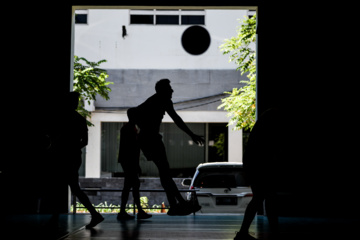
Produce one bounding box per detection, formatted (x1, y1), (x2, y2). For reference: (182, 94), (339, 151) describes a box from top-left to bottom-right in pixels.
(117, 212), (135, 220)
(167, 204), (180, 216)
(85, 213), (104, 229)
(180, 201), (201, 214)
(234, 231), (257, 240)
(137, 211), (152, 220)
(193, 204), (201, 212)
(167, 203), (190, 216)
(174, 202), (193, 216)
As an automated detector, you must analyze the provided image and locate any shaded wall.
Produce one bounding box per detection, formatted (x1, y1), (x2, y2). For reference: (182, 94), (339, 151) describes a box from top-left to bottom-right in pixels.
(257, 2), (358, 217)
(4, 3), (72, 214)
(95, 69), (247, 111)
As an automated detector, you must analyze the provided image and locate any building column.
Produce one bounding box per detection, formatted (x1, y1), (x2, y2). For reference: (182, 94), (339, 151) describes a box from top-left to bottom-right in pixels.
(86, 117), (101, 178)
(228, 126), (243, 163)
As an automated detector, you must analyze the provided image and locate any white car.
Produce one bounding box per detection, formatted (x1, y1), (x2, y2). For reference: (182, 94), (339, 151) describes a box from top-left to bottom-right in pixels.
(182, 162), (253, 213)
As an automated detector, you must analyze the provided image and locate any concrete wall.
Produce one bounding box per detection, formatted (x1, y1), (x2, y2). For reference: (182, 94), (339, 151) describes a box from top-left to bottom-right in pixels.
(95, 69), (247, 110)
(74, 9), (249, 70)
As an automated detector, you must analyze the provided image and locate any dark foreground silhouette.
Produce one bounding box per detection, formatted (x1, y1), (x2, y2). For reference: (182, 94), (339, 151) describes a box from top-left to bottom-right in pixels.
(49, 92), (104, 229)
(234, 108), (282, 240)
(135, 79), (204, 216)
(117, 108), (152, 220)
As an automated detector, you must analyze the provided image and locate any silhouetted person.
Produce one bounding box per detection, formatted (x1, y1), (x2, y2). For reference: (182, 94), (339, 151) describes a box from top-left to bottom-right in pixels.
(135, 79), (204, 216)
(117, 108), (152, 220)
(234, 108), (281, 240)
(50, 92), (104, 229)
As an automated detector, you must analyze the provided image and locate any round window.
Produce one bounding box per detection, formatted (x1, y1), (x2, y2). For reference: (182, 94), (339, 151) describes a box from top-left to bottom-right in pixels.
(181, 26), (211, 55)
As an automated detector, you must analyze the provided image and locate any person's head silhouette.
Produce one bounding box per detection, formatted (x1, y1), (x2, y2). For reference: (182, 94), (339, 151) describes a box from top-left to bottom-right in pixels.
(155, 79), (173, 99)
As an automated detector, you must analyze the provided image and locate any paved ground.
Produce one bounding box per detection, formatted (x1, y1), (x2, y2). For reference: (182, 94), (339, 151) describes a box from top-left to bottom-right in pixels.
(2, 213), (359, 240)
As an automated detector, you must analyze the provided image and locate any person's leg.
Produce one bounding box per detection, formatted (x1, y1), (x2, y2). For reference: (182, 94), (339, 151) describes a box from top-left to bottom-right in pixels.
(157, 139), (186, 204)
(68, 176), (104, 228)
(118, 165), (135, 220)
(67, 157), (100, 216)
(119, 176), (132, 215)
(139, 134), (188, 214)
(153, 158), (184, 206)
(131, 175), (152, 219)
(132, 176), (142, 211)
(235, 184), (264, 239)
(69, 181), (98, 215)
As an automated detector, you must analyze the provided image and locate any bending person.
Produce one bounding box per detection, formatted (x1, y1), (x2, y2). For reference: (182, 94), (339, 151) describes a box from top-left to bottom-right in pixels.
(136, 79), (204, 216)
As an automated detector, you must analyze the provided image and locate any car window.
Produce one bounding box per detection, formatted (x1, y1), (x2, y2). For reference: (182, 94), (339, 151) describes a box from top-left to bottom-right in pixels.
(193, 168), (247, 188)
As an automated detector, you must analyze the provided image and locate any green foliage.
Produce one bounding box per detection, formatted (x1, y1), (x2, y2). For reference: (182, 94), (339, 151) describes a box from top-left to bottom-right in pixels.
(218, 14), (257, 131)
(70, 196), (169, 213)
(212, 133), (225, 157)
(73, 55), (113, 126)
(140, 196), (149, 209)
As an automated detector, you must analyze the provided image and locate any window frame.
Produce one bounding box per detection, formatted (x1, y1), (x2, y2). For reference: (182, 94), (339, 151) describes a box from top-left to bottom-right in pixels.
(75, 9), (89, 24)
(129, 9), (206, 26)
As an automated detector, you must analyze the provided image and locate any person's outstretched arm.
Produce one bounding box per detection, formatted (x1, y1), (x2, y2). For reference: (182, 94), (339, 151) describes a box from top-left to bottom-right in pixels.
(166, 104), (205, 145)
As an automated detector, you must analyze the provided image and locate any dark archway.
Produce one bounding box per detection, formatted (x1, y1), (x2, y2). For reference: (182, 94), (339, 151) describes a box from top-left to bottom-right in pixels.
(6, 0), (358, 220)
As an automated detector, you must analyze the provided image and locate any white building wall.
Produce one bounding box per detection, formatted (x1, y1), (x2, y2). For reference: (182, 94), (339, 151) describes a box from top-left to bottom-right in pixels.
(74, 9), (249, 177)
(74, 9), (248, 69)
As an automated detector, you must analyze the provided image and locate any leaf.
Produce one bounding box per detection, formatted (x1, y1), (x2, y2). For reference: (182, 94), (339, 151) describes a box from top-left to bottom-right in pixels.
(218, 14), (257, 131)
(73, 55), (113, 127)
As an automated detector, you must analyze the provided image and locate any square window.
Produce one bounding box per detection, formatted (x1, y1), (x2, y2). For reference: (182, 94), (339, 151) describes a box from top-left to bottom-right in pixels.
(181, 15), (205, 25)
(156, 15), (179, 25)
(130, 15), (154, 24)
(75, 14), (88, 24)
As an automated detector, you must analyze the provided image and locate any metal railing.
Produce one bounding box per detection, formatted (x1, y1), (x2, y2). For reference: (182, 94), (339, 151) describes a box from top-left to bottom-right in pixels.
(72, 188), (199, 215)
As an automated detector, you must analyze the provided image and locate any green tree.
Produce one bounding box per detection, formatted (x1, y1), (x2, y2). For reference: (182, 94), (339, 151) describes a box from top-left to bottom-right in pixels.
(73, 55), (113, 126)
(218, 14), (256, 131)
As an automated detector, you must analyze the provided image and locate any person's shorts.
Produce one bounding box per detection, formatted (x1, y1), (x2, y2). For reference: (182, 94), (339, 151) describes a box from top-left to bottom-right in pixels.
(138, 133), (167, 162)
(121, 162), (141, 188)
